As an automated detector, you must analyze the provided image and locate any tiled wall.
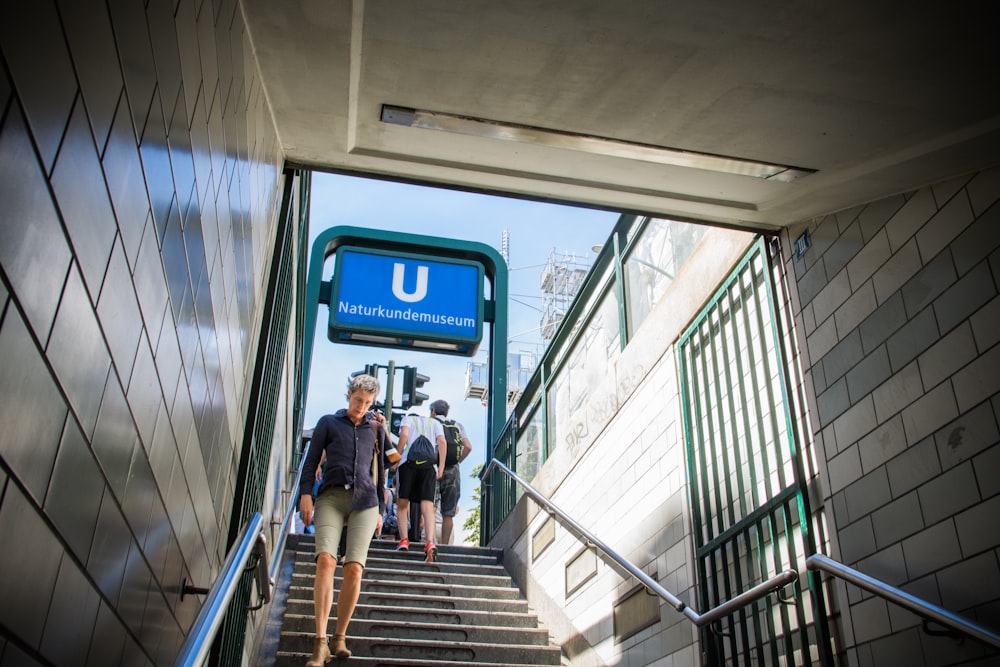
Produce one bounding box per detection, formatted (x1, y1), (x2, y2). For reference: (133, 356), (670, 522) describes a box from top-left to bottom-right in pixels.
(0, 0), (284, 663)
(784, 167), (1000, 664)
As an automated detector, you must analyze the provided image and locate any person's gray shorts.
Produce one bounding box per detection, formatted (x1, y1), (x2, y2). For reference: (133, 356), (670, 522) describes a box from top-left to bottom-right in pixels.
(313, 487), (379, 567)
(438, 464), (461, 516)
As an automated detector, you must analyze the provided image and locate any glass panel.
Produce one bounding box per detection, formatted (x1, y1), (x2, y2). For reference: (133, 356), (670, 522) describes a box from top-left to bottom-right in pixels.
(517, 389), (541, 429)
(515, 407), (543, 483)
(624, 218), (707, 337)
(548, 263), (613, 369)
(546, 287), (620, 457)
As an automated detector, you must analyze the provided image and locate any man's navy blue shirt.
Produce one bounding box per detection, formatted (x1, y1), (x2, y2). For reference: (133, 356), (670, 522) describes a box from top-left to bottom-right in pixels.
(300, 410), (387, 514)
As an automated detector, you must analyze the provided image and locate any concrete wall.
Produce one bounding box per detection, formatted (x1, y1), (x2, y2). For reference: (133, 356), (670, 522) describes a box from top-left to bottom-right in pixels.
(0, 0), (286, 663)
(784, 168), (1000, 665)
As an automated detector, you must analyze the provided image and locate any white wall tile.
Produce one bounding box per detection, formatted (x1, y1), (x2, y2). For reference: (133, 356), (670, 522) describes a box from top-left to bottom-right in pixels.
(836, 281), (877, 340)
(900, 382), (958, 444)
(828, 445), (863, 494)
(951, 342), (1000, 413)
(833, 396), (877, 451)
(808, 315), (840, 366)
(872, 238), (922, 305)
(915, 192), (975, 265)
(965, 166), (1000, 217)
(858, 416), (907, 474)
(884, 189), (936, 254)
(953, 494), (1000, 557)
(872, 361), (923, 424)
(847, 229), (891, 293)
(917, 322), (976, 391)
(901, 520), (961, 579)
(814, 267), (852, 326)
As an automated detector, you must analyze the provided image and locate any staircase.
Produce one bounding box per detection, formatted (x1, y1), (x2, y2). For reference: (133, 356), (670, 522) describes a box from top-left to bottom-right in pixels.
(269, 534), (563, 666)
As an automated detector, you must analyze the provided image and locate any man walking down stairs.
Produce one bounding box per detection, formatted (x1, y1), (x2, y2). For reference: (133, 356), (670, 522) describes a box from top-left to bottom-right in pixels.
(264, 535), (564, 666)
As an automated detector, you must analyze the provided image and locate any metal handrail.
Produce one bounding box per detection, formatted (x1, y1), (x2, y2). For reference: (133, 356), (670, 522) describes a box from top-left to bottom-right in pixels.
(807, 554), (1000, 650)
(174, 512), (272, 666)
(269, 450), (308, 584)
(482, 459), (797, 627)
(482, 458), (1000, 648)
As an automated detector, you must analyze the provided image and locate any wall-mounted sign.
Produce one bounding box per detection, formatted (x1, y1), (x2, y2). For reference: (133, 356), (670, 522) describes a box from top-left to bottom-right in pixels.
(328, 247), (484, 355)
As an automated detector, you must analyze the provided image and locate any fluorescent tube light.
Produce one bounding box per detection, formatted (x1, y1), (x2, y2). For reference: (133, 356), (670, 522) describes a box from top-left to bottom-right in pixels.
(381, 105), (814, 182)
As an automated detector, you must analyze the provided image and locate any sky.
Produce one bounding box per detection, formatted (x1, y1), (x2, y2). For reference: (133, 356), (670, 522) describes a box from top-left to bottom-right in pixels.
(302, 172), (620, 543)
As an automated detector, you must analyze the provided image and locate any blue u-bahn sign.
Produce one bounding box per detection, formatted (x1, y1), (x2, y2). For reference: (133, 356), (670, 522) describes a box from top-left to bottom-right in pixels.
(328, 247), (484, 355)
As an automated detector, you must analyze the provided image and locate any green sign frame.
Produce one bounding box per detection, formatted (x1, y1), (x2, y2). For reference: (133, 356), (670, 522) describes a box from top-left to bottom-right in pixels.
(301, 225), (509, 454)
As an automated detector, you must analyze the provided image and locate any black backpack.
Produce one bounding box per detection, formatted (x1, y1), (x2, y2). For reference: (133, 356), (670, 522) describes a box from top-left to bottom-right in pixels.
(434, 416), (464, 466)
(405, 416), (437, 464)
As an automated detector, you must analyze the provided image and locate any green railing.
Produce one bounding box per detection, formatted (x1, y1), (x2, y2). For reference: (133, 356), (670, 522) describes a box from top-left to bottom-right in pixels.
(481, 411), (518, 540)
(479, 214), (638, 543)
(677, 238), (834, 665)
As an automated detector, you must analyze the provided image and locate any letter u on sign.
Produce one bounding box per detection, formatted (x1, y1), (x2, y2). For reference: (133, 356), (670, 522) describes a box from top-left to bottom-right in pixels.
(392, 263), (428, 303)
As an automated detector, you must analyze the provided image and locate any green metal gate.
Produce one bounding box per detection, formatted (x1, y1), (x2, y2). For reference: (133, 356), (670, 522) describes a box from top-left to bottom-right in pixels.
(677, 239), (834, 666)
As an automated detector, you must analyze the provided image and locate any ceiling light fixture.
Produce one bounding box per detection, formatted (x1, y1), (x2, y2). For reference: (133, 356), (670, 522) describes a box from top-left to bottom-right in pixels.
(381, 105), (814, 182)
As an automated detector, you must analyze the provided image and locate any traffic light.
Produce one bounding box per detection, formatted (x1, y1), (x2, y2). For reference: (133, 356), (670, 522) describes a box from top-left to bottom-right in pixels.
(401, 366), (429, 409)
(390, 413), (404, 436)
(350, 364), (383, 407)
(350, 364), (379, 380)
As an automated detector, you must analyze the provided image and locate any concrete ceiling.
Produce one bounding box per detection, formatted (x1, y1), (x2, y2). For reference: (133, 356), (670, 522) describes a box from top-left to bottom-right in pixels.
(242, 0), (1000, 231)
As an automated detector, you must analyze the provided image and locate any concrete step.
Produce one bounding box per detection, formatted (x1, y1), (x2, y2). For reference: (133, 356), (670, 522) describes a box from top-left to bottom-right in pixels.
(276, 631), (562, 665)
(290, 564), (516, 590)
(271, 533), (563, 666)
(282, 602), (540, 628)
(274, 653), (561, 667)
(285, 588), (534, 615)
(292, 550), (509, 577)
(291, 534), (504, 567)
(277, 614), (552, 646)
(287, 577), (523, 602)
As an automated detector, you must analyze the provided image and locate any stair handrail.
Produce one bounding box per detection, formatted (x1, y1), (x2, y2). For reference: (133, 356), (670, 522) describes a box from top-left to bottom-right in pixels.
(269, 449), (308, 584)
(482, 458), (797, 627)
(174, 512), (272, 666)
(483, 458), (1000, 648)
(807, 554), (1000, 650)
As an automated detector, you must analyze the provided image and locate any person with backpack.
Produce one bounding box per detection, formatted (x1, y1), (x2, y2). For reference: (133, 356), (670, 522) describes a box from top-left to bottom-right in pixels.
(429, 399), (473, 545)
(394, 407), (447, 561)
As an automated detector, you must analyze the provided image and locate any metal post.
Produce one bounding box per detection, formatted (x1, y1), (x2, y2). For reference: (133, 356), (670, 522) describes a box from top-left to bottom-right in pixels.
(385, 360), (395, 427)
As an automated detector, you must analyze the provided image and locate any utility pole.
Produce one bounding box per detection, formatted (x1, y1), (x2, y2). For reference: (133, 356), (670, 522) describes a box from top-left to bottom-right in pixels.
(384, 360), (396, 429)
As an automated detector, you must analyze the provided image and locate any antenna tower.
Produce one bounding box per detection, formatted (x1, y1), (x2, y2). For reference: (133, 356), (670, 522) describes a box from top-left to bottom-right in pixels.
(539, 248), (588, 340)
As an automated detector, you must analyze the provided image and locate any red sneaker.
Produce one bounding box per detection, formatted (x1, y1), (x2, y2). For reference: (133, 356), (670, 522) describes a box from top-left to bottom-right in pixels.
(425, 542), (437, 563)
(396, 538), (410, 551)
